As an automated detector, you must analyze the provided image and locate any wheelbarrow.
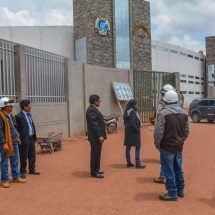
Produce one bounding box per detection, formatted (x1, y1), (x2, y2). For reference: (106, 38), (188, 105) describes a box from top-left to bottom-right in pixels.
(37, 132), (63, 154)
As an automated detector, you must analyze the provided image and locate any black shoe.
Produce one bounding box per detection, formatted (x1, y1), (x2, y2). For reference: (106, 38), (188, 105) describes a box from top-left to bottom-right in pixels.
(98, 171), (104, 174)
(127, 163), (135, 167)
(136, 164), (146, 169)
(29, 170), (40, 175)
(159, 193), (177, 201)
(21, 173), (26, 179)
(178, 193), (184, 198)
(92, 173), (104, 179)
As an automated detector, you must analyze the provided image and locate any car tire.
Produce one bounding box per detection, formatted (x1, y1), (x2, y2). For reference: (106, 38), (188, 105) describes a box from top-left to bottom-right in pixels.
(192, 113), (200, 123)
(207, 119), (214, 123)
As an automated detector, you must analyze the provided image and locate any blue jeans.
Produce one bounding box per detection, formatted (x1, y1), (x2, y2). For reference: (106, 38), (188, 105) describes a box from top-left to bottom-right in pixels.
(160, 152), (165, 178)
(160, 150), (184, 198)
(1, 144), (20, 182)
(126, 145), (141, 165)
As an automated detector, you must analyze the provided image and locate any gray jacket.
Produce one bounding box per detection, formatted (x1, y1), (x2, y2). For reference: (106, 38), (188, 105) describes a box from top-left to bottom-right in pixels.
(0, 112), (19, 145)
(154, 104), (189, 153)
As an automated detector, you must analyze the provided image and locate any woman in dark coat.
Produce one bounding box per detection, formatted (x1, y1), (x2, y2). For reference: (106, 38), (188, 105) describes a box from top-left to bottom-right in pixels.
(123, 99), (145, 168)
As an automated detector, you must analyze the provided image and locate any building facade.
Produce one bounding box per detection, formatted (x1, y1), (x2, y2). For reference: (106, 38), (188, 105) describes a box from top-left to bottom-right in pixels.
(73, 0), (151, 71)
(152, 40), (206, 107)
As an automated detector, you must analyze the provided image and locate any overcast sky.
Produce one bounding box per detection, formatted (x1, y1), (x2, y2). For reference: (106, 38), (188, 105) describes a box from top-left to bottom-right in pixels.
(0, 0), (214, 52)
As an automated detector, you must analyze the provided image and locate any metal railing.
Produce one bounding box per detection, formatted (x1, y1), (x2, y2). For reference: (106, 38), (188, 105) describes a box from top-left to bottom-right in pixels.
(25, 48), (65, 103)
(134, 70), (176, 123)
(0, 40), (16, 100)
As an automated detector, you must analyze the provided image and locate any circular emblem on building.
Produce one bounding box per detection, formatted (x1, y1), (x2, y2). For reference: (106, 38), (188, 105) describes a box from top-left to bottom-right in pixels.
(133, 23), (150, 40)
(95, 16), (111, 36)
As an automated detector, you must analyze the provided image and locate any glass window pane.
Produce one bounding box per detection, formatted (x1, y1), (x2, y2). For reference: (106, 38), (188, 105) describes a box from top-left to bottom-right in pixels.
(115, 0), (130, 69)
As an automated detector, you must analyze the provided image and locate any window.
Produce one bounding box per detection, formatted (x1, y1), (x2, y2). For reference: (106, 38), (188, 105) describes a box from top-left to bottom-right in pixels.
(188, 81), (194, 84)
(188, 54), (193, 58)
(181, 91), (187, 94)
(201, 59), (204, 62)
(188, 91), (194, 94)
(188, 75), (194, 79)
(195, 76), (200, 79)
(199, 100), (208, 106)
(180, 74), (187, 78)
(195, 92), (200, 95)
(180, 52), (186, 56)
(180, 80), (187, 83)
(195, 57), (199, 60)
(201, 77), (205, 80)
(115, 0), (130, 69)
(195, 82), (200, 84)
(159, 47), (168, 52)
(201, 82), (205, 85)
(170, 49), (178, 54)
(209, 100), (215, 106)
(202, 92), (205, 94)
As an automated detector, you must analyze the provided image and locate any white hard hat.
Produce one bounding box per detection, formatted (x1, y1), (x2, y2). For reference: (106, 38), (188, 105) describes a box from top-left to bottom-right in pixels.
(160, 84), (176, 94)
(0, 97), (14, 108)
(163, 90), (178, 103)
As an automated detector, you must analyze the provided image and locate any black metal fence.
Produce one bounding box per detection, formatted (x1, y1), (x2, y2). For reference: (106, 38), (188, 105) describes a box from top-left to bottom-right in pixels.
(134, 70), (177, 123)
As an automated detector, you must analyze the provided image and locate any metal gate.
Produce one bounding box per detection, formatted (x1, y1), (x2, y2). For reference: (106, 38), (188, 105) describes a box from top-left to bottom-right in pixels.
(0, 40), (16, 100)
(134, 70), (177, 123)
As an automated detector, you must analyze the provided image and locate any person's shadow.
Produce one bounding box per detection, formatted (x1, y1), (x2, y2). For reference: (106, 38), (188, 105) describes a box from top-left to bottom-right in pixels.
(110, 164), (126, 169)
(143, 158), (160, 164)
(134, 192), (158, 202)
(199, 197), (215, 208)
(72, 171), (91, 178)
(136, 176), (154, 184)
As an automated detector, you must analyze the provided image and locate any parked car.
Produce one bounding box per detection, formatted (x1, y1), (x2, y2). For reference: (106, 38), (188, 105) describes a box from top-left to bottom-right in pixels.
(188, 98), (215, 123)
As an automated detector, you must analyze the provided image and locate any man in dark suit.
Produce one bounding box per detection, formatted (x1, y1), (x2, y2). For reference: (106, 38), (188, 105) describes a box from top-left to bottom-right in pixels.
(86, 95), (107, 179)
(15, 99), (40, 178)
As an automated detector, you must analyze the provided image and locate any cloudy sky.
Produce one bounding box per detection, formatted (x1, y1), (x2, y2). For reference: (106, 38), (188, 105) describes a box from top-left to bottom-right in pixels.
(0, 0), (214, 52)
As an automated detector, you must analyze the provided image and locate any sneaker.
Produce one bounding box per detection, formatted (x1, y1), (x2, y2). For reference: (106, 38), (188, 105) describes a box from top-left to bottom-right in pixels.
(136, 164), (146, 169)
(178, 193), (185, 198)
(154, 177), (166, 184)
(127, 163), (135, 167)
(2, 181), (10, 188)
(13, 178), (26, 183)
(159, 193), (177, 201)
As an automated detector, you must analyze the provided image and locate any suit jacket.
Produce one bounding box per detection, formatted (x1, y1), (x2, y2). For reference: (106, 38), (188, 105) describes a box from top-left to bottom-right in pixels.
(15, 111), (37, 144)
(86, 105), (107, 142)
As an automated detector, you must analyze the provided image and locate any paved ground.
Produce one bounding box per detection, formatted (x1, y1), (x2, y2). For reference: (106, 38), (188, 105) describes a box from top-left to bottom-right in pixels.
(1, 122), (215, 215)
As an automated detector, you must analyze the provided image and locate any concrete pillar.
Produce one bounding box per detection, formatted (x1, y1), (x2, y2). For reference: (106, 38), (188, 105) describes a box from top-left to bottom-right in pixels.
(14, 45), (27, 101)
(174, 72), (180, 93)
(64, 58), (73, 138)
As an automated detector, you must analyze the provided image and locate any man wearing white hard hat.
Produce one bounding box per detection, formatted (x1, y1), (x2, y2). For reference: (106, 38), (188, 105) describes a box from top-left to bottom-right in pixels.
(154, 84), (176, 184)
(154, 90), (189, 201)
(0, 97), (26, 188)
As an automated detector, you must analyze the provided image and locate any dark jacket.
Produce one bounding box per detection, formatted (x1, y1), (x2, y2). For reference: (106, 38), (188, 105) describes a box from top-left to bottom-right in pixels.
(86, 105), (107, 142)
(0, 112), (19, 145)
(154, 104), (189, 153)
(124, 109), (141, 147)
(15, 111), (37, 144)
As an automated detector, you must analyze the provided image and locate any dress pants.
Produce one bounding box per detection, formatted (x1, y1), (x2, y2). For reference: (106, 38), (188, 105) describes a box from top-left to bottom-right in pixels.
(90, 139), (102, 176)
(19, 136), (36, 174)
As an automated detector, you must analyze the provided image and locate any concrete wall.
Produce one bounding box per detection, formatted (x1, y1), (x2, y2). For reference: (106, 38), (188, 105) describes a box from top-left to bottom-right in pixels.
(66, 60), (133, 136)
(152, 40), (206, 107)
(0, 26), (73, 58)
(12, 44), (133, 138)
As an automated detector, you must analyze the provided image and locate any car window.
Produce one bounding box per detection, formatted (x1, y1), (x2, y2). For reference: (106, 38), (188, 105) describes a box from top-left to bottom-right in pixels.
(199, 100), (209, 106)
(209, 100), (215, 106)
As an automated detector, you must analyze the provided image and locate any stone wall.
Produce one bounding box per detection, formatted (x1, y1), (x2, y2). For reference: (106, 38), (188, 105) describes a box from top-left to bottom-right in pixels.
(206, 36), (215, 97)
(73, 0), (114, 68)
(129, 0), (152, 71)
